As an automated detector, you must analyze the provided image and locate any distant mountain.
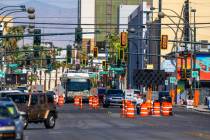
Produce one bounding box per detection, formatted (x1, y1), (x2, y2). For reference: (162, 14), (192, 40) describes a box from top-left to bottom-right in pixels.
(0, 0), (78, 47)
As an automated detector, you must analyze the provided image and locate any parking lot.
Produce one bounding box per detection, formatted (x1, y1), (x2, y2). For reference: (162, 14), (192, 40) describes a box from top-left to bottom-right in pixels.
(24, 104), (210, 140)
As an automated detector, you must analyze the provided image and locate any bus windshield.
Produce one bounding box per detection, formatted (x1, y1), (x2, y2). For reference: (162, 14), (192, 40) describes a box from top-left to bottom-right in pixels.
(67, 79), (91, 91)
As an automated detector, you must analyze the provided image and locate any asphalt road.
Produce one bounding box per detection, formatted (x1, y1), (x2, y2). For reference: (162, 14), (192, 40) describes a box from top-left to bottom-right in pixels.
(24, 104), (210, 140)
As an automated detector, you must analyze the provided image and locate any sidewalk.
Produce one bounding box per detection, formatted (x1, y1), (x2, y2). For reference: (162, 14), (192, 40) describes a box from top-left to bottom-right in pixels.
(177, 104), (210, 113)
(193, 105), (210, 113)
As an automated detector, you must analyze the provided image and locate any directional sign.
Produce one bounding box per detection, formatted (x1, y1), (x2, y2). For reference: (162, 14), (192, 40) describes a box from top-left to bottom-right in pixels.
(165, 80), (169, 85)
(170, 77), (177, 84)
(192, 71), (199, 78)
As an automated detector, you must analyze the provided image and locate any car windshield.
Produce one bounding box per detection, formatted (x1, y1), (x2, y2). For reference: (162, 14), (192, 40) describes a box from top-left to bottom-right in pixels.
(107, 90), (123, 95)
(8, 95), (29, 104)
(67, 79), (91, 91)
(0, 105), (18, 119)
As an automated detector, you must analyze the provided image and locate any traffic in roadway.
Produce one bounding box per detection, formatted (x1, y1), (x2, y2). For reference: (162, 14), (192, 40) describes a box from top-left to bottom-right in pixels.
(24, 104), (210, 140)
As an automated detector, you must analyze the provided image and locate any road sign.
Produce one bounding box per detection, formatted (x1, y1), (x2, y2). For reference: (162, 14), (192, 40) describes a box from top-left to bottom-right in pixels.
(146, 64), (154, 70)
(192, 71), (199, 78)
(170, 77), (177, 84)
(165, 80), (169, 85)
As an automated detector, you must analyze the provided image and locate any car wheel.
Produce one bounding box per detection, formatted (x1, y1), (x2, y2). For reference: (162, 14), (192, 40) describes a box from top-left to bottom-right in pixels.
(103, 104), (108, 108)
(44, 113), (56, 129)
(23, 117), (28, 129)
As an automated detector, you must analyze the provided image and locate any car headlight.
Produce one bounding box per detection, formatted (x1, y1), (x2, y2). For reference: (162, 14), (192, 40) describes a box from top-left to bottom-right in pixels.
(0, 126), (15, 131)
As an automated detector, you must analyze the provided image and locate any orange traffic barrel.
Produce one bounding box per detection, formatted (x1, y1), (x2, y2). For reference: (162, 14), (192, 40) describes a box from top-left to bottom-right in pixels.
(153, 102), (161, 116)
(79, 96), (83, 109)
(126, 102), (135, 118)
(161, 102), (170, 116)
(140, 103), (149, 117)
(92, 96), (99, 109)
(58, 96), (64, 107)
(168, 102), (173, 116)
(74, 96), (80, 106)
(89, 96), (94, 108)
(145, 101), (153, 115)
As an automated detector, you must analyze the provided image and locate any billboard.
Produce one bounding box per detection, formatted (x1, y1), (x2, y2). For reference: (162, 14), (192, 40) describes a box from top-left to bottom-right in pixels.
(196, 54), (210, 81)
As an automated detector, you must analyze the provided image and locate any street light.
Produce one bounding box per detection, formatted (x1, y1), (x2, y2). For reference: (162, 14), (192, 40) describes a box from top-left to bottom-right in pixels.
(0, 5), (26, 11)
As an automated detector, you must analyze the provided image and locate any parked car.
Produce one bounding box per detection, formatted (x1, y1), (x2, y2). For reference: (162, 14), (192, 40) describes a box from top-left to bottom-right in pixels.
(6, 92), (58, 129)
(15, 86), (29, 93)
(158, 91), (172, 104)
(97, 87), (106, 103)
(0, 90), (23, 98)
(0, 98), (25, 140)
(103, 89), (124, 108)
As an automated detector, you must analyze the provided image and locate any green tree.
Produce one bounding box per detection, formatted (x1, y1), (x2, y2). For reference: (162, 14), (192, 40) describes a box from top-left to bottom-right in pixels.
(2, 26), (25, 64)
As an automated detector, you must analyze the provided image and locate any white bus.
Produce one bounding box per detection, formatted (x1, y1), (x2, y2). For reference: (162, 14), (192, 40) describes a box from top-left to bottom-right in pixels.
(61, 72), (92, 102)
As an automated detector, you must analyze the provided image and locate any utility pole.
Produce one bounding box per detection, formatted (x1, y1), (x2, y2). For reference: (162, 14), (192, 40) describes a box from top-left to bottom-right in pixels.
(158, 0), (162, 70)
(183, 0), (190, 69)
(78, 0), (81, 27)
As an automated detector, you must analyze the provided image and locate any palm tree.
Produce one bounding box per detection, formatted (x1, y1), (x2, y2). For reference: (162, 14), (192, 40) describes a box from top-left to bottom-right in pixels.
(2, 26), (25, 65)
(53, 61), (61, 87)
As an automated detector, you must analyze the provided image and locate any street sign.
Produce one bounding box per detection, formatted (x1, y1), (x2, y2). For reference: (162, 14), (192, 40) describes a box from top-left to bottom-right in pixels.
(146, 64), (154, 70)
(170, 77), (177, 84)
(165, 80), (169, 85)
(192, 71), (199, 78)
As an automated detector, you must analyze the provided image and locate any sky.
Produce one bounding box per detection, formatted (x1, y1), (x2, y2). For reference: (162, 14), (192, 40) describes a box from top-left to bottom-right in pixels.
(0, 0), (78, 47)
(0, 0), (77, 9)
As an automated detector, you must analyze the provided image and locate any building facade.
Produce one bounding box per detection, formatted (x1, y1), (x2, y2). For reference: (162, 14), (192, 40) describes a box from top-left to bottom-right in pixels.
(127, 2), (151, 89)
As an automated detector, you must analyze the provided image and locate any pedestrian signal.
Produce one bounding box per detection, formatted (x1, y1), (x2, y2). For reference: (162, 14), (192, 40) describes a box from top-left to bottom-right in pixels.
(93, 47), (98, 58)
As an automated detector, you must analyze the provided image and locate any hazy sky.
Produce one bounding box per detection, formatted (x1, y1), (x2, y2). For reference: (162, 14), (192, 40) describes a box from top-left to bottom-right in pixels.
(0, 0), (77, 9)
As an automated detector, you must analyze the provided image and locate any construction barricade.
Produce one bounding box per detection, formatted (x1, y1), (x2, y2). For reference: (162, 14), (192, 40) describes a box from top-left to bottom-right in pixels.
(58, 96), (64, 107)
(74, 96), (83, 109)
(140, 103), (149, 117)
(88, 96), (94, 109)
(126, 102), (135, 118)
(153, 102), (161, 116)
(92, 96), (99, 110)
(161, 102), (173, 116)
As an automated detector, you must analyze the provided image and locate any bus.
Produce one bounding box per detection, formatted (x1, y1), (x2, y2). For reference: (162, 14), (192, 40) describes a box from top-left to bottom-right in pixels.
(61, 72), (92, 102)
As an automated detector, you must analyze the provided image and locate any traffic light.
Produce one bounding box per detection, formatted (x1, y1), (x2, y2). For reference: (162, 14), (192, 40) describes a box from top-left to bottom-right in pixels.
(46, 55), (51, 65)
(26, 56), (31, 66)
(75, 27), (82, 44)
(120, 32), (127, 47)
(82, 59), (87, 65)
(33, 47), (40, 58)
(66, 45), (72, 64)
(186, 69), (192, 78)
(93, 47), (98, 58)
(33, 29), (41, 46)
(180, 69), (186, 79)
(105, 63), (108, 71)
(102, 60), (106, 69)
(161, 35), (168, 49)
(119, 48), (124, 60)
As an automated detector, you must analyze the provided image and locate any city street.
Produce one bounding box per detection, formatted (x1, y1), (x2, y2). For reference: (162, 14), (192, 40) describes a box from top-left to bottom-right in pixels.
(24, 104), (210, 140)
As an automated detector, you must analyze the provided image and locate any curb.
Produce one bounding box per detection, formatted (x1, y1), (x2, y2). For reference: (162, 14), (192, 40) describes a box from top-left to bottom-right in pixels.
(175, 105), (210, 114)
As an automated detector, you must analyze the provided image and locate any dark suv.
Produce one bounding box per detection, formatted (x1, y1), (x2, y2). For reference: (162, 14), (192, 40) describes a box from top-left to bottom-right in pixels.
(103, 89), (124, 108)
(6, 92), (58, 129)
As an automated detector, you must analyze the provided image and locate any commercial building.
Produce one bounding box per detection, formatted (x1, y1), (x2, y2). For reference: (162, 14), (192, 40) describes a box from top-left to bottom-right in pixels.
(151, 0), (210, 104)
(95, 0), (141, 46)
(118, 5), (138, 33)
(127, 2), (151, 89)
